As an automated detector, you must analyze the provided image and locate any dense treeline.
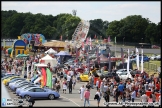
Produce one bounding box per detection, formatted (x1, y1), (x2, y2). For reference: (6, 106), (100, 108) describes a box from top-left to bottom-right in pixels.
(1, 10), (161, 44)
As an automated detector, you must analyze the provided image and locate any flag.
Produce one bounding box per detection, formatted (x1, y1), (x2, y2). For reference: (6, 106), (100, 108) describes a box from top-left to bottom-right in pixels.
(89, 37), (92, 50)
(136, 48), (139, 70)
(94, 34), (96, 39)
(114, 37), (116, 44)
(46, 68), (52, 88)
(3, 39), (6, 48)
(121, 48), (124, 69)
(22, 60), (25, 76)
(60, 35), (62, 41)
(82, 42), (84, 50)
(127, 49), (131, 77)
(96, 47), (100, 64)
(108, 52), (111, 72)
(141, 49), (143, 73)
(108, 36), (110, 43)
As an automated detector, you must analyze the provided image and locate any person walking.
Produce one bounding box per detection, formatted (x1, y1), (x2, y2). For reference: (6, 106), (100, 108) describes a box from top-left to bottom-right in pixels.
(80, 85), (85, 100)
(103, 88), (110, 107)
(28, 96), (35, 107)
(56, 80), (61, 93)
(52, 75), (56, 90)
(95, 89), (102, 107)
(69, 78), (73, 94)
(148, 94), (154, 107)
(62, 79), (67, 94)
(131, 89), (136, 102)
(84, 88), (90, 107)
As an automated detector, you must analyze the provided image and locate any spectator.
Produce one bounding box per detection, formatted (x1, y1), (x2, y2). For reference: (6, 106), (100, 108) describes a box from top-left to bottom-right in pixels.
(84, 88), (90, 107)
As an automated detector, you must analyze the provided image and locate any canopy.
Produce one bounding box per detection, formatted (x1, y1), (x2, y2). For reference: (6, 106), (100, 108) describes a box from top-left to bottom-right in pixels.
(45, 48), (57, 54)
(16, 54), (29, 58)
(55, 51), (70, 56)
(40, 54), (57, 67)
(34, 64), (47, 67)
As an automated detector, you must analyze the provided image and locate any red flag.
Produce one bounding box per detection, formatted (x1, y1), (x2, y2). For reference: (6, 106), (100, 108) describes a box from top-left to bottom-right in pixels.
(60, 35), (62, 41)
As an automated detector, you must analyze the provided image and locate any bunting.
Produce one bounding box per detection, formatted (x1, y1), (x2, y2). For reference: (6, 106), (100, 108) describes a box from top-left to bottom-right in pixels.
(136, 48), (139, 70)
(141, 49), (143, 73)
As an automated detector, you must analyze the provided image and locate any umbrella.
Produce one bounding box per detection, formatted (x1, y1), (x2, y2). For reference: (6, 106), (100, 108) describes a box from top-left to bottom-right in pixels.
(16, 54), (29, 58)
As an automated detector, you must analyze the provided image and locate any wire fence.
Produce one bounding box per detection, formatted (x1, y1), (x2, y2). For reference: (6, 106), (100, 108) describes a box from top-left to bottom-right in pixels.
(143, 62), (158, 72)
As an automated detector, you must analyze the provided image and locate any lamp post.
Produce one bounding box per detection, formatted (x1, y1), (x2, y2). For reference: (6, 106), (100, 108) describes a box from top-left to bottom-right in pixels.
(123, 37), (125, 46)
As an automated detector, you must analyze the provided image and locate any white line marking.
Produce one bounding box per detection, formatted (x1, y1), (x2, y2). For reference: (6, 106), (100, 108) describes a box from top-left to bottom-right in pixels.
(61, 96), (80, 107)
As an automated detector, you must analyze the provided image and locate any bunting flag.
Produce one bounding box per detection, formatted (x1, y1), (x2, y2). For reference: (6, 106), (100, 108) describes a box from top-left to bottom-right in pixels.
(60, 35), (62, 41)
(121, 48), (124, 69)
(114, 37), (116, 44)
(141, 49), (143, 73)
(89, 37), (92, 50)
(75, 47), (79, 65)
(136, 48), (139, 70)
(127, 49), (131, 77)
(108, 52), (111, 72)
(82, 42), (84, 50)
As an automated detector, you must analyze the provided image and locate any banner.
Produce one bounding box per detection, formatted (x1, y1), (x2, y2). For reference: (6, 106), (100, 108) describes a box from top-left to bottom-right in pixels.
(141, 49), (143, 73)
(108, 53), (111, 72)
(136, 48), (139, 70)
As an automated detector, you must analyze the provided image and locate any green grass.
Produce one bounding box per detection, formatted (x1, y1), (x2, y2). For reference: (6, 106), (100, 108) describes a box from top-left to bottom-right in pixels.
(133, 60), (161, 76)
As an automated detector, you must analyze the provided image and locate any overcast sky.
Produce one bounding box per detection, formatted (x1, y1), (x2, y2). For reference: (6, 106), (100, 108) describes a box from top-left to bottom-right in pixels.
(2, 1), (161, 24)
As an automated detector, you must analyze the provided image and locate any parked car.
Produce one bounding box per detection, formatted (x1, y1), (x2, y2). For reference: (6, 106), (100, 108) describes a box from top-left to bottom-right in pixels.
(19, 87), (60, 100)
(150, 54), (158, 60)
(9, 80), (29, 90)
(7, 78), (26, 86)
(118, 72), (134, 80)
(152, 45), (160, 49)
(130, 56), (150, 63)
(9, 80), (26, 89)
(16, 85), (39, 96)
(100, 72), (118, 79)
(3, 76), (21, 85)
(156, 55), (161, 61)
(116, 69), (132, 75)
(10, 81), (30, 91)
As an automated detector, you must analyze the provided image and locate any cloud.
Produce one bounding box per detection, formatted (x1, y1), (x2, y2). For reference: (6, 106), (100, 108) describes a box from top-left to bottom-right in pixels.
(1, 2), (160, 24)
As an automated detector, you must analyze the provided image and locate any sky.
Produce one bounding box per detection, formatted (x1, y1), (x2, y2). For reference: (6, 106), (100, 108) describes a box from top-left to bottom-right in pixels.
(1, 1), (161, 24)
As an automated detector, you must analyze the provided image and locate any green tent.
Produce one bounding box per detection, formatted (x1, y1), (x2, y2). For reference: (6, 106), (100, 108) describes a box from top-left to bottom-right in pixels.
(16, 54), (29, 58)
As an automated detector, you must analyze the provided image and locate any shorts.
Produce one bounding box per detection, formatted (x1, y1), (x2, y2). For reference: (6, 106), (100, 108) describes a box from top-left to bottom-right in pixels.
(77, 77), (80, 80)
(120, 91), (123, 95)
(63, 89), (66, 91)
(97, 98), (101, 102)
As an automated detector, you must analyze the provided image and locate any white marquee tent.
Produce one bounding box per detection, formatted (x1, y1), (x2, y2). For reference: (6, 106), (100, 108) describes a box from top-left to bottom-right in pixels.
(39, 54), (57, 68)
(45, 48), (57, 54)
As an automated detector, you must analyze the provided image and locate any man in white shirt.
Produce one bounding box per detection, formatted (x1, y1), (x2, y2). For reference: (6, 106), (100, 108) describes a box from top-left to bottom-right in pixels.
(69, 69), (74, 77)
(126, 82), (132, 91)
(141, 92), (148, 107)
(67, 74), (71, 82)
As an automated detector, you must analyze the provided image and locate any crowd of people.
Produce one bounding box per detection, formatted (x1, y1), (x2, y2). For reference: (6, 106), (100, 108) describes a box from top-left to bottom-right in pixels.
(1, 51), (161, 107)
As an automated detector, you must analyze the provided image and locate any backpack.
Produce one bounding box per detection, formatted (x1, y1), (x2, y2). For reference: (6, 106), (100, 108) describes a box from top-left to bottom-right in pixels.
(55, 78), (57, 83)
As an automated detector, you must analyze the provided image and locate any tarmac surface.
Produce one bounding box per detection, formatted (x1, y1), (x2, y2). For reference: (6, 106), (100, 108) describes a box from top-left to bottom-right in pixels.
(3, 80), (158, 107)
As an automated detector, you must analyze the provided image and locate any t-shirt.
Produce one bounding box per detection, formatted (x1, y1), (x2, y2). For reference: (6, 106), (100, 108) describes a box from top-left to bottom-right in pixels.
(67, 75), (71, 81)
(141, 94), (148, 102)
(118, 84), (124, 92)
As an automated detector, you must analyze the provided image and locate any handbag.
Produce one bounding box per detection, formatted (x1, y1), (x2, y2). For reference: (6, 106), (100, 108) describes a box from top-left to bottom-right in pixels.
(78, 89), (81, 94)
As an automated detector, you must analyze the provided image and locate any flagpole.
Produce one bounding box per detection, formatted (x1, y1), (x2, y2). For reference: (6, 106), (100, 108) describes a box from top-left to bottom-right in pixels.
(114, 37), (116, 57)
